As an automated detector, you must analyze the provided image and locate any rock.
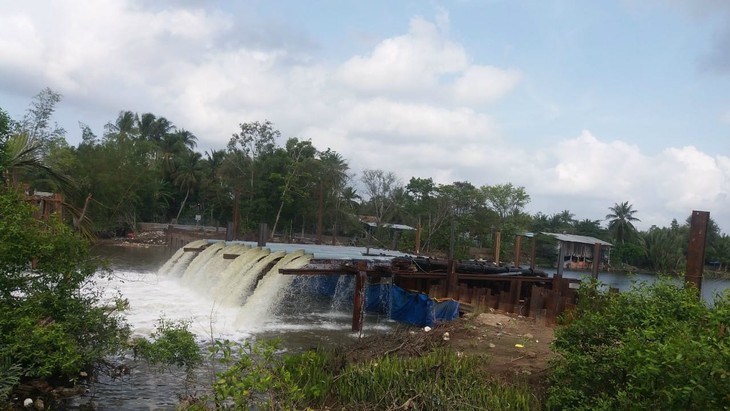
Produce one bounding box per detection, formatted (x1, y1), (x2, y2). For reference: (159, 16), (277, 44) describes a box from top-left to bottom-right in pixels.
(523, 333), (534, 340)
(423, 326), (431, 332)
(24, 398), (33, 408)
(442, 332), (450, 341)
(488, 343), (496, 348)
(34, 398), (44, 410)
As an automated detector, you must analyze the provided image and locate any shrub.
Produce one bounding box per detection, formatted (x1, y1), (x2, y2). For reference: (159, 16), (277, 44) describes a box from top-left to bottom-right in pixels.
(548, 277), (730, 410)
(0, 188), (129, 385)
(132, 318), (202, 370)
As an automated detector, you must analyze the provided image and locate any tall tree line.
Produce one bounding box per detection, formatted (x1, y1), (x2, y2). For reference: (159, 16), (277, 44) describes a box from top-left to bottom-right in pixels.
(4, 89), (730, 273)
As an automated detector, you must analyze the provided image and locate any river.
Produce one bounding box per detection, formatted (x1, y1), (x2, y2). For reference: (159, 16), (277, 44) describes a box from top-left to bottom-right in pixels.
(65, 243), (730, 410)
(66, 244), (394, 410)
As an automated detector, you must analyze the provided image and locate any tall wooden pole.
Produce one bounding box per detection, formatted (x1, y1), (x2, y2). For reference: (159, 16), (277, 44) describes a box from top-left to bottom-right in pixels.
(514, 235), (522, 267)
(591, 243), (602, 279)
(530, 236), (536, 270)
(494, 231), (501, 264)
(415, 219), (421, 256)
(686, 210), (710, 292)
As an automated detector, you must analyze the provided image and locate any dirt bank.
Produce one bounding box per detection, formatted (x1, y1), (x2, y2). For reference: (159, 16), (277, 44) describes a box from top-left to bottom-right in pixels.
(343, 310), (555, 388)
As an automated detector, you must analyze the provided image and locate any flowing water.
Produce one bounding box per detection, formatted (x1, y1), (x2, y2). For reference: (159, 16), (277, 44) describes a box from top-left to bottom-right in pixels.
(65, 242), (730, 409)
(65, 242), (398, 410)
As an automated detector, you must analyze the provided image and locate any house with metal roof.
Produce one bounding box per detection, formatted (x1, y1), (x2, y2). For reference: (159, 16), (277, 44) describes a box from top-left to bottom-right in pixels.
(541, 232), (613, 271)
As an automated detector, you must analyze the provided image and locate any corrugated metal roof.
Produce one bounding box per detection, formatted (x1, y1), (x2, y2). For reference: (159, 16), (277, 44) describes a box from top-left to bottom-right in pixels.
(364, 222), (415, 231)
(541, 232), (613, 247)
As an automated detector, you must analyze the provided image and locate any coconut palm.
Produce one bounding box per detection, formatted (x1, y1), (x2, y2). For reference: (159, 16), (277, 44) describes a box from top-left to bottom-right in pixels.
(2, 133), (73, 191)
(173, 151), (203, 222)
(606, 201), (641, 243)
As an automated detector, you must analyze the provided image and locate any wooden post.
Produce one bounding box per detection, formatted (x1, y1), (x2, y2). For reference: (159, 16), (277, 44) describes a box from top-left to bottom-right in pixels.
(557, 241), (566, 276)
(446, 259), (459, 299)
(415, 220), (421, 256)
(514, 235), (522, 267)
(530, 236), (536, 270)
(686, 210), (710, 292)
(494, 231), (501, 264)
(352, 261), (368, 332)
(591, 243), (602, 279)
(257, 223), (268, 246)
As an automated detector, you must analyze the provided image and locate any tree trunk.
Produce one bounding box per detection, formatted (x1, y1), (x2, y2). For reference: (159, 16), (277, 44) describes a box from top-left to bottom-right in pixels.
(175, 187), (190, 223)
(271, 200), (285, 240)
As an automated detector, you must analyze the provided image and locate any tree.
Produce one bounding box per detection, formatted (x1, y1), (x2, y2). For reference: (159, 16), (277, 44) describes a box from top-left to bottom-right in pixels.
(361, 169), (401, 225)
(173, 151), (203, 222)
(15, 87), (65, 157)
(482, 183), (530, 226)
(0, 187), (128, 385)
(606, 201), (641, 244)
(226, 121), (279, 228)
(270, 138), (317, 238)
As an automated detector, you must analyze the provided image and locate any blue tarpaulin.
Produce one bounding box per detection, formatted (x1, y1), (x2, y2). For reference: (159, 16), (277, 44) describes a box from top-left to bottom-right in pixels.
(364, 284), (460, 327)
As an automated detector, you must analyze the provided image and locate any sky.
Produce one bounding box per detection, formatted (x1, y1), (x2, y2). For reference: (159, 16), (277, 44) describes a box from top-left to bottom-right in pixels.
(1, 0), (729, 232)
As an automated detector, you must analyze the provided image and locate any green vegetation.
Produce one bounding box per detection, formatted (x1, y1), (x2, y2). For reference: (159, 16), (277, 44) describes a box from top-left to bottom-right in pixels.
(132, 318), (202, 370)
(185, 339), (539, 410)
(6, 87), (730, 271)
(548, 278), (730, 410)
(0, 187), (129, 402)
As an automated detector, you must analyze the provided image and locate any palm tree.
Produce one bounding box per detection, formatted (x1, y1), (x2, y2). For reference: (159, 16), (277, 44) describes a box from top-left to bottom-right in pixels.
(173, 151), (203, 223)
(606, 201), (641, 243)
(2, 133), (73, 190)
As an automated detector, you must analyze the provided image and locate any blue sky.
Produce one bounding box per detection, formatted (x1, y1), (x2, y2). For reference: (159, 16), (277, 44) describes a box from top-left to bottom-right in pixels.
(1, 0), (729, 232)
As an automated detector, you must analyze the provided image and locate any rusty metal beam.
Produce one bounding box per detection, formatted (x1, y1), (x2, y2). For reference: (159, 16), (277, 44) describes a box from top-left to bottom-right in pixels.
(686, 210), (710, 291)
(591, 243), (601, 279)
(183, 247), (205, 252)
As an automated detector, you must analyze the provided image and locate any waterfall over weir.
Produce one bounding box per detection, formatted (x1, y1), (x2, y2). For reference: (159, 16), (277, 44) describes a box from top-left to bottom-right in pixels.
(152, 240), (409, 337)
(158, 240), (313, 330)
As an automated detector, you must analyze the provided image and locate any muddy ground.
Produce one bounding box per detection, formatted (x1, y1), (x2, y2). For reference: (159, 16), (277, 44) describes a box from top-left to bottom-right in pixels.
(342, 311), (556, 390)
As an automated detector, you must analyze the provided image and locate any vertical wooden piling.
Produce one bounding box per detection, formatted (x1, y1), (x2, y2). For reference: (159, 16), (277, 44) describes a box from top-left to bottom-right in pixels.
(257, 223), (268, 246)
(557, 241), (566, 276)
(352, 261), (368, 332)
(530, 235), (536, 270)
(591, 243), (602, 279)
(686, 210), (710, 292)
(514, 235), (522, 267)
(494, 231), (501, 264)
(446, 259), (459, 299)
(415, 220), (421, 256)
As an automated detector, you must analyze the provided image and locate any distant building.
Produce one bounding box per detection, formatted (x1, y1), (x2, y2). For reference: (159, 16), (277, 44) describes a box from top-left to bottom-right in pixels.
(541, 232), (613, 270)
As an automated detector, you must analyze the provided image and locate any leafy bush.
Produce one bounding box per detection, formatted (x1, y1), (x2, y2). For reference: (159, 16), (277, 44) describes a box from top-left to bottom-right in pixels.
(196, 339), (539, 410)
(132, 318), (202, 370)
(0, 188), (129, 383)
(548, 277), (730, 410)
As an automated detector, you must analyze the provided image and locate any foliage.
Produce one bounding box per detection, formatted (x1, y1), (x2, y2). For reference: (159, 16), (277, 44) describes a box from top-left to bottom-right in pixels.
(605, 201), (641, 244)
(195, 339), (539, 411)
(333, 348), (539, 410)
(205, 338), (332, 410)
(0, 357), (22, 403)
(0, 187), (129, 382)
(132, 318), (202, 370)
(548, 277), (730, 410)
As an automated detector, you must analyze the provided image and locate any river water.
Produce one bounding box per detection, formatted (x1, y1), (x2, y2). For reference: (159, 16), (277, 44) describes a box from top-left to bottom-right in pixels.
(66, 244), (395, 410)
(65, 244), (730, 410)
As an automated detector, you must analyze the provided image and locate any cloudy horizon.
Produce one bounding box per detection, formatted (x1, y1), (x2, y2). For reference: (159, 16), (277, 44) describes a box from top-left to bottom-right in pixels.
(2, 0), (729, 232)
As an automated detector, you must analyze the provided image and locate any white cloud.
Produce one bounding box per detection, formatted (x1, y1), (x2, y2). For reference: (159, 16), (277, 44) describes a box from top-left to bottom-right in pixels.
(451, 65), (522, 104)
(337, 16), (469, 97)
(2, 2), (729, 232)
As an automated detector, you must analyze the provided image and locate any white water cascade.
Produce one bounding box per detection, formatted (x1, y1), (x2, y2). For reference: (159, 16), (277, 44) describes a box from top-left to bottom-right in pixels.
(157, 241), (318, 331)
